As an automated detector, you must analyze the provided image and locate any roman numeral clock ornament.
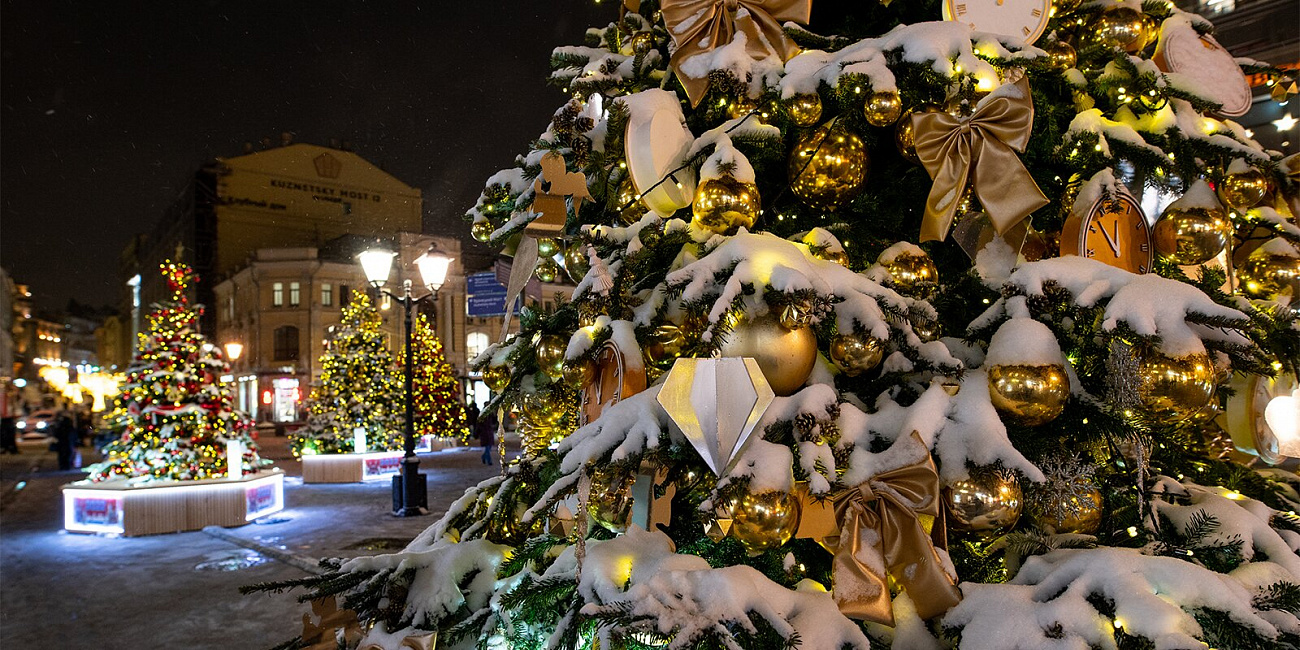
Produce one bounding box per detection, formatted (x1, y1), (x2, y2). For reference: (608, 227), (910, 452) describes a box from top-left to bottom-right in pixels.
(1061, 185), (1154, 274)
(943, 0), (1050, 45)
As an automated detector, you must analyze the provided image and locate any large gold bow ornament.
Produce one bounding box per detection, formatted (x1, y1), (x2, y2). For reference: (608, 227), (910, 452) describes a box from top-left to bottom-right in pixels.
(799, 432), (961, 625)
(913, 78), (1049, 243)
(661, 0), (811, 107)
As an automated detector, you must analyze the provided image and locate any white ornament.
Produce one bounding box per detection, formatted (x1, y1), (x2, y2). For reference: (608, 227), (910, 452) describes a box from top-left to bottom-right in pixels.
(655, 357), (775, 477)
(621, 89), (697, 218)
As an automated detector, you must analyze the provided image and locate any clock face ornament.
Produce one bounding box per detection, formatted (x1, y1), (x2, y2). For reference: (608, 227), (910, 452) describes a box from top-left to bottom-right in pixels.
(943, 0), (1052, 45)
(1061, 187), (1154, 274)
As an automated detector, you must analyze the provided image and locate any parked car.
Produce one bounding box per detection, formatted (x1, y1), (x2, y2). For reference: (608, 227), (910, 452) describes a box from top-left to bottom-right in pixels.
(15, 409), (56, 441)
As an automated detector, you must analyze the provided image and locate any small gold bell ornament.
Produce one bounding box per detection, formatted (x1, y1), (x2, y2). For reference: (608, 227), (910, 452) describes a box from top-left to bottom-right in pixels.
(985, 318), (1071, 427)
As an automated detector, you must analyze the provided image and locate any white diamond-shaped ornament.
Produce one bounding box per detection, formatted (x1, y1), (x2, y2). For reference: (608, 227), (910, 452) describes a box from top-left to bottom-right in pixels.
(656, 358), (776, 476)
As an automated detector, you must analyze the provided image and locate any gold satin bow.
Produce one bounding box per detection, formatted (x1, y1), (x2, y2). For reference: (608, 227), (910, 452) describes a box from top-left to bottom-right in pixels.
(818, 432), (961, 625)
(661, 0), (811, 107)
(913, 78), (1049, 243)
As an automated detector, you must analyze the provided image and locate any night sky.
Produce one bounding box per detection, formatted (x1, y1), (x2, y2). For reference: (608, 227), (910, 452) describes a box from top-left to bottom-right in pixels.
(1, 0), (599, 313)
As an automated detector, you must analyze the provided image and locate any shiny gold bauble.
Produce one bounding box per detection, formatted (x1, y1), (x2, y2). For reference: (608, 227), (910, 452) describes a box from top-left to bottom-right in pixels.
(629, 31), (655, 55)
(1093, 7), (1151, 53)
(814, 247), (851, 268)
(692, 175), (762, 234)
(564, 241), (591, 283)
(829, 333), (884, 377)
(1238, 248), (1300, 301)
(535, 257), (562, 283)
(727, 94), (759, 120)
(1153, 206), (1232, 265)
(522, 390), (565, 427)
(588, 466), (636, 533)
(1218, 168), (1269, 211)
(943, 472), (1023, 535)
(561, 358), (596, 389)
(863, 90), (903, 127)
(615, 177), (649, 225)
(895, 107), (933, 165)
(577, 303), (604, 328)
(880, 249), (939, 299)
(717, 315), (819, 396)
(785, 93), (823, 127)
(988, 364), (1071, 427)
(1040, 39), (1077, 69)
(471, 220), (494, 243)
(643, 324), (687, 366)
(788, 122), (870, 211)
(536, 237), (560, 258)
(913, 318), (942, 342)
(483, 363), (511, 391)
(1133, 350), (1216, 424)
(535, 334), (568, 379)
(730, 490), (799, 554)
(1032, 486), (1103, 535)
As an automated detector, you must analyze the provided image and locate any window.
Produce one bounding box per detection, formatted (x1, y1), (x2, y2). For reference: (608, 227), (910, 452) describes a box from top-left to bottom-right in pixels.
(339, 284), (350, 306)
(226, 295), (235, 321)
(321, 283), (333, 306)
(466, 332), (489, 363)
(289, 281), (301, 306)
(273, 326), (299, 361)
(272, 282), (284, 307)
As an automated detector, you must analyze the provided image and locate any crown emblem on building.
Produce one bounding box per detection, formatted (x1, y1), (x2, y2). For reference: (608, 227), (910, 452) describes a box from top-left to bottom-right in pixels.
(314, 153), (342, 179)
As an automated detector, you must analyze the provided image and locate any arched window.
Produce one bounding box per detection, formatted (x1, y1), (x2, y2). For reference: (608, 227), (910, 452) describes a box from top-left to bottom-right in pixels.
(273, 326), (300, 361)
(466, 331), (490, 363)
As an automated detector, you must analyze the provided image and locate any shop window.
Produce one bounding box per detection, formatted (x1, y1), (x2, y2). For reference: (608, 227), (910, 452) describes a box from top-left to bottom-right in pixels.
(273, 325), (299, 361)
(467, 331), (489, 363)
(272, 282), (284, 307)
(289, 282), (301, 307)
(321, 283), (332, 306)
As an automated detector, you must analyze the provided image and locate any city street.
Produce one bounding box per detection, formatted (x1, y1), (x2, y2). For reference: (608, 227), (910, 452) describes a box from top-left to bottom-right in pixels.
(0, 434), (512, 649)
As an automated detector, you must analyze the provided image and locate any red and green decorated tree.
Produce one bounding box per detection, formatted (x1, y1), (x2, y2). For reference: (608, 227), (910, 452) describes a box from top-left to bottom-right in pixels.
(408, 313), (470, 442)
(89, 261), (263, 482)
(294, 292), (403, 455)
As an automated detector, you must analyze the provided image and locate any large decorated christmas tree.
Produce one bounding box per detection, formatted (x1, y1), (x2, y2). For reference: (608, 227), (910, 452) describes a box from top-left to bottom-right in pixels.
(90, 261), (264, 482)
(409, 313), (471, 442)
(267, 1), (1300, 648)
(295, 292), (403, 455)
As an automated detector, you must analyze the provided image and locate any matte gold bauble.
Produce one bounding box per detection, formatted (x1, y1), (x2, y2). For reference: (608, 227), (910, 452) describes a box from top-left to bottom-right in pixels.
(863, 90), (903, 127)
(943, 472), (1023, 535)
(880, 249), (939, 299)
(471, 220), (494, 243)
(562, 358), (596, 389)
(829, 333), (884, 377)
(564, 241), (591, 283)
(536, 237), (560, 258)
(1153, 206), (1231, 265)
(1033, 486), (1103, 535)
(629, 31), (655, 55)
(643, 324), (687, 366)
(1041, 39), (1077, 69)
(615, 177), (649, 225)
(730, 490), (799, 554)
(988, 364), (1070, 426)
(483, 364), (511, 391)
(1093, 7), (1151, 53)
(717, 315), (818, 396)
(692, 175), (762, 234)
(1238, 248), (1300, 301)
(587, 466), (635, 533)
(1133, 350), (1216, 424)
(535, 334), (568, 379)
(1217, 168), (1269, 211)
(785, 93), (823, 127)
(788, 122), (870, 211)
(535, 257), (561, 283)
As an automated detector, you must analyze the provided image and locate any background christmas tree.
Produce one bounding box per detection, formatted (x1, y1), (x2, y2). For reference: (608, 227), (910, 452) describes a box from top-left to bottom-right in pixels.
(408, 313), (471, 442)
(259, 1), (1300, 648)
(294, 292), (403, 455)
(89, 261), (263, 482)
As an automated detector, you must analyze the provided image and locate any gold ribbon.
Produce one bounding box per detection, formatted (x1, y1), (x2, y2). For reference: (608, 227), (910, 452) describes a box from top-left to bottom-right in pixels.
(913, 78), (1049, 243)
(817, 432), (961, 625)
(661, 0), (811, 107)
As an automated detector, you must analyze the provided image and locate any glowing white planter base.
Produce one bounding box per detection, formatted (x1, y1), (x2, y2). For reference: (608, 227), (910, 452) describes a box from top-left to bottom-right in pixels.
(62, 470), (285, 537)
(301, 451), (405, 483)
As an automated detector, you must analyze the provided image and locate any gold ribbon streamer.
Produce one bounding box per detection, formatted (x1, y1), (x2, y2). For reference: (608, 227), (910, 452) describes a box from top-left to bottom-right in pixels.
(817, 432), (961, 625)
(661, 0), (811, 107)
(912, 78), (1049, 243)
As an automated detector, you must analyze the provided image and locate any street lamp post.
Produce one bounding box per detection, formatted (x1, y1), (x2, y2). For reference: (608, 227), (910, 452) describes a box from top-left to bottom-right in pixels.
(358, 243), (453, 517)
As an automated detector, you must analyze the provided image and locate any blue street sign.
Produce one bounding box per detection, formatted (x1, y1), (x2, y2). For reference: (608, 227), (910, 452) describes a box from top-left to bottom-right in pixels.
(466, 271), (520, 317)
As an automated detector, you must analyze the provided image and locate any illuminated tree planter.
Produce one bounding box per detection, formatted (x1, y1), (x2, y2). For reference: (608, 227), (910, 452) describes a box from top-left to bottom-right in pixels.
(300, 450), (405, 484)
(62, 469), (285, 537)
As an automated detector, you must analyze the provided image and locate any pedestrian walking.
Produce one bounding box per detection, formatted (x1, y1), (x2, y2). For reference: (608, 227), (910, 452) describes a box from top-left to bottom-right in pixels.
(476, 409), (497, 465)
(53, 410), (76, 471)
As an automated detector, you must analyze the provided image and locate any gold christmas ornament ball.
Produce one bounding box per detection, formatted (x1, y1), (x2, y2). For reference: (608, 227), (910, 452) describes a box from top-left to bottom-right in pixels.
(483, 363), (511, 391)
(522, 390), (565, 427)
(587, 466), (636, 533)
(692, 175), (762, 235)
(615, 177), (650, 226)
(717, 315), (819, 396)
(988, 364), (1071, 427)
(561, 358), (596, 389)
(535, 334), (568, 379)
(730, 490), (799, 554)
(536, 237), (560, 258)
(880, 249), (939, 299)
(727, 94), (759, 120)
(1153, 206), (1232, 265)
(629, 31), (655, 55)
(785, 93), (823, 127)
(471, 220), (494, 243)
(788, 122), (870, 211)
(829, 333), (885, 377)
(1041, 39), (1077, 69)
(643, 324), (687, 366)
(1238, 248), (1300, 301)
(535, 257), (562, 283)
(1093, 6), (1151, 53)
(1133, 351), (1216, 424)
(943, 472), (1023, 535)
(1033, 486), (1103, 535)
(863, 90), (903, 127)
(1217, 168), (1269, 211)
(815, 247), (851, 268)
(564, 241), (591, 283)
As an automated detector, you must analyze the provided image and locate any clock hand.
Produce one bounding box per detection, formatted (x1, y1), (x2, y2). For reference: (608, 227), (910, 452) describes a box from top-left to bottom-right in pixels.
(1099, 221), (1121, 256)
